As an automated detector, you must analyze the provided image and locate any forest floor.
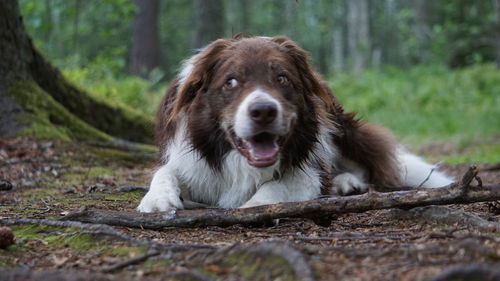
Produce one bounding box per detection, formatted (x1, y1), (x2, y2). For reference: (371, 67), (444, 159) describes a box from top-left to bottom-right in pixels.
(0, 138), (499, 281)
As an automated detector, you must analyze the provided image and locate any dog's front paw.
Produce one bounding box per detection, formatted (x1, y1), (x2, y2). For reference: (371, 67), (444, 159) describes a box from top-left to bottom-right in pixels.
(137, 191), (184, 213)
(331, 173), (368, 195)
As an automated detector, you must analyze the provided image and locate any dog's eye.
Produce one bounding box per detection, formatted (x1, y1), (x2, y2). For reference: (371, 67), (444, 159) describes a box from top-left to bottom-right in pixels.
(224, 78), (238, 89)
(277, 75), (289, 86)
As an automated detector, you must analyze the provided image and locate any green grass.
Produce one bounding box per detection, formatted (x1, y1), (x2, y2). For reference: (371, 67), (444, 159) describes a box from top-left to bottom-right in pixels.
(329, 64), (500, 142)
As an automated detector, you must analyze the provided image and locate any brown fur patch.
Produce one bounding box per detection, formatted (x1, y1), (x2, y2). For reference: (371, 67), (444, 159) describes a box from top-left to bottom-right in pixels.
(333, 108), (401, 187)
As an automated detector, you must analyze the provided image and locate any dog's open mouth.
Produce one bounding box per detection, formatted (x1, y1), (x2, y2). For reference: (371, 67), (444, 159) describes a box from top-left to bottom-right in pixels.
(231, 131), (284, 168)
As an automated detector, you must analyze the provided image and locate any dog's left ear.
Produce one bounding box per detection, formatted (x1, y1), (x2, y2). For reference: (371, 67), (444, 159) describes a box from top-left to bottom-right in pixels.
(270, 36), (334, 112)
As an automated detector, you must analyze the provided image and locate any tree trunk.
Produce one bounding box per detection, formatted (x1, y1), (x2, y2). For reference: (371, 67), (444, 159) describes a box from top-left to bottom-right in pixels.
(193, 0), (224, 49)
(494, 0), (500, 68)
(412, 0), (431, 63)
(240, 0), (250, 33)
(0, 0), (153, 143)
(285, 0), (296, 38)
(129, 0), (161, 79)
(347, 0), (371, 73)
(332, 0), (346, 73)
(73, 0), (82, 52)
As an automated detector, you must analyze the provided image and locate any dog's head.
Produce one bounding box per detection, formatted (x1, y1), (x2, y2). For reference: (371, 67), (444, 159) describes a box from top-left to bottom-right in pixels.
(167, 36), (334, 170)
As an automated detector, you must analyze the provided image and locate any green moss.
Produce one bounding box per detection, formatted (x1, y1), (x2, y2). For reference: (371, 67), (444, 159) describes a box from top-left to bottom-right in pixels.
(12, 225), (80, 240)
(7, 80), (111, 141)
(135, 143), (158, 154)
(104, 190), (145, 201)
(19, 188), (59, 199)
(109, 246), (147, 257)
(11, 225), (145, 255)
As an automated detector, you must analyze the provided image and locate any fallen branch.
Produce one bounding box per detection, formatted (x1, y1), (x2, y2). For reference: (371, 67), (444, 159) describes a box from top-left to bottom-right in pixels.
(62, 166), (500, 229)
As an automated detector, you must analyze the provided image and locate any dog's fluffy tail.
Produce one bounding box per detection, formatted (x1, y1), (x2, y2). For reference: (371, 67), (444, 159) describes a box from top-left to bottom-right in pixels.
(397, 149), (454, 188)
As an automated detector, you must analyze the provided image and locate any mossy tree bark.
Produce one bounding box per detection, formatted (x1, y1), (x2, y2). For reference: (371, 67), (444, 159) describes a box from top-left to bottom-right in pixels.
(0, 0), (153, 143)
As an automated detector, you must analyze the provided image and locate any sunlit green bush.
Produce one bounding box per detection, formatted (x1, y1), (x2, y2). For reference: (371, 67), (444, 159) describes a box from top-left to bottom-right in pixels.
(329, 64), (500, 143)
(63, 60), (166, 115)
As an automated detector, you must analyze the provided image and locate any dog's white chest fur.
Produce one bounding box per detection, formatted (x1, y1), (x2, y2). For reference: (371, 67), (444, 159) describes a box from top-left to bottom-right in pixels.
(177, 149), (277, 208)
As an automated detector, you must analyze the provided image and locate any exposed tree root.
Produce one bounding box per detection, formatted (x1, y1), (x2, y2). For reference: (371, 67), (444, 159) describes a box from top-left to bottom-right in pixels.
(62, 166), (500, 229)
(0, 218), (215, 252)
(208, 239), (316, 281)
(395, 205), (500, 232)
(101, 250), (160, 273)
(0, 267), (214, 281)
(0, 268), (118, 281)
(428, 264), (500, 281)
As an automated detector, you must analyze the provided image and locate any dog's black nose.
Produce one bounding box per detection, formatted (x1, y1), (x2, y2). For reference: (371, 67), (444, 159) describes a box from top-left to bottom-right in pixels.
(249, 102), (278, 125)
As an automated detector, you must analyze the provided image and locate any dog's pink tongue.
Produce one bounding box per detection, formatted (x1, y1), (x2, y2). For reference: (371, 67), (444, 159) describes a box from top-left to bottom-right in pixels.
(250, 140), (279, 160)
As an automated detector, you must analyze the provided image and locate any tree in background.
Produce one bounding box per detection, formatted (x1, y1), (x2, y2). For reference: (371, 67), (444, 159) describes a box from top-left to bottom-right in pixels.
(0, 0), (152, 142)
(411, 0), (431, 63)
(129, 0), (161, 79)
(193, 0), (224, 49)
(347, 0), (371, 72)
(494, 0), (500, 68)
(17, 0), (500, 81)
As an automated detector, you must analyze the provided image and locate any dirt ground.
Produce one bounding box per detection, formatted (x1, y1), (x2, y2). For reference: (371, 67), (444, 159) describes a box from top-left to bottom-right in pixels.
(0, 138), (499, 281)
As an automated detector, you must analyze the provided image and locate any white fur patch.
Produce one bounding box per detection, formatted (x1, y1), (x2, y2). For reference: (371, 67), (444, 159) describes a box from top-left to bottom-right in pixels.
(137, 165), (184, 212)
(178, 57), (195, 85)
(397, 149), (454, 188)
(331, 172), (369, 195)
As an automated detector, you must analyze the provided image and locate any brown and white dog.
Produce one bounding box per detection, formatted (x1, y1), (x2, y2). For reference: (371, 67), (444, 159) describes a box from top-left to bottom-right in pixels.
(137, 35), (453, 212)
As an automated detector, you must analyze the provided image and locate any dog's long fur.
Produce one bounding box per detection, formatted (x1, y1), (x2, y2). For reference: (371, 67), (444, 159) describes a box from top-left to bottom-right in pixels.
(137, 35), (453, 212)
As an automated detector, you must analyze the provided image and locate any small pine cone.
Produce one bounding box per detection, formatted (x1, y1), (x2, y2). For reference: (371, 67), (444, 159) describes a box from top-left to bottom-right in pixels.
(0, 226), (15, 248)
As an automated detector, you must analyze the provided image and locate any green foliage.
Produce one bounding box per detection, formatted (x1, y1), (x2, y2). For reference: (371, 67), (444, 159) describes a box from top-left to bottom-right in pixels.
(329, 64), (500, 143)
(63, 63), (165, 115)
(19, 0), (135, 69)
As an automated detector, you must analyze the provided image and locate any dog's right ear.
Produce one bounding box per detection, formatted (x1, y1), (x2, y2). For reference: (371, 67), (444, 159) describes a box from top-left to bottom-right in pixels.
(169, 39), (232, 122)
(270, 36), (335, 113)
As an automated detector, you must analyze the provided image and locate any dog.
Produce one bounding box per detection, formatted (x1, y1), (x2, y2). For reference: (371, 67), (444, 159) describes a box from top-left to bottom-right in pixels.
(137, 35), (453, 212)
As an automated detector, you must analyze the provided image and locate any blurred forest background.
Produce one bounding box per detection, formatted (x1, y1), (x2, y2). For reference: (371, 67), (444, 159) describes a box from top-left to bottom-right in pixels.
(18, 0), (500, 162)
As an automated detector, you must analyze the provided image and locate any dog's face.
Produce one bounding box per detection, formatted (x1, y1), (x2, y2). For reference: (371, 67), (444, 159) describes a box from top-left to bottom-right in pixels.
(170, 36), (334, 169)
